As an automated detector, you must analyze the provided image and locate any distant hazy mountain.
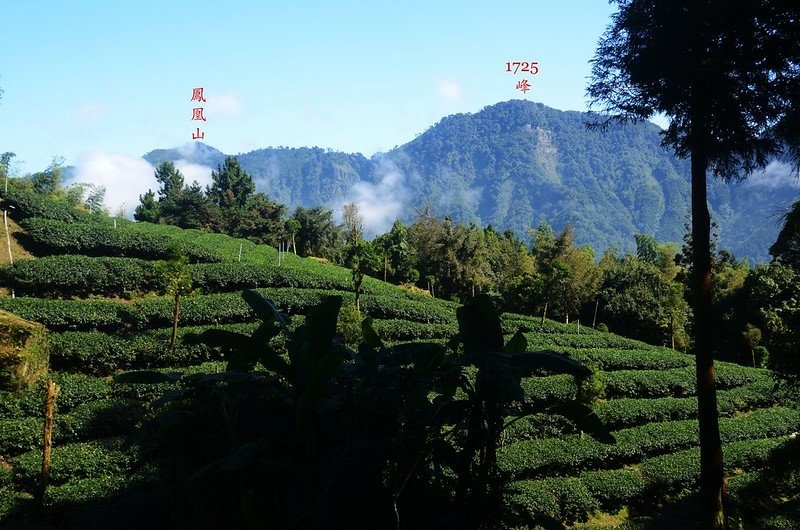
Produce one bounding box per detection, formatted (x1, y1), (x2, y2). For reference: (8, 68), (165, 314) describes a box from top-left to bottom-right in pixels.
(143, 101), (799, 262)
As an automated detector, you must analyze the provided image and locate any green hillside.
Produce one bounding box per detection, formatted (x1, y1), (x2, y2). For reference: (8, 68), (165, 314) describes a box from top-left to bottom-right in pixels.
(144, 102), (800, 261)
(0, 201), (797, 529)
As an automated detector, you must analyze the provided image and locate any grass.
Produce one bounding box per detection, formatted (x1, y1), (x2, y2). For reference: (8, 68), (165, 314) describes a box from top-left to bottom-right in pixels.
(0, 216), (34, 267)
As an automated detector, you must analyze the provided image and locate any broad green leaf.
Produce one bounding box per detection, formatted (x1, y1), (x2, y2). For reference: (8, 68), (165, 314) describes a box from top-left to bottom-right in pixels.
(431, 399), (471, 426)
(226, 350), (258, 373)
(456, 294), (504, 353)
(295, 350), (343, 437)
(257, 347), (292, 379)
(242, 289), (289, 332)
(114, 370), (181, 384)
(302, 296), (342, 362)
(550, 403), (616, 444)
(361, 316), (383, 350)
(252, 320), (281, 345)
(504, 329), (528, 354)
(189, 439), (270, 480)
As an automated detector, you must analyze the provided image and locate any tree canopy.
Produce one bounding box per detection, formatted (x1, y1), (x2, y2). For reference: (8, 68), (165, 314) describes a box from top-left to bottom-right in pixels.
(588, 1), (800, 527)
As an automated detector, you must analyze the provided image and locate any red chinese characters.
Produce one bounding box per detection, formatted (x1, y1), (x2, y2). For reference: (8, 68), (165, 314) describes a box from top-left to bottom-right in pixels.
(191, 87), (206, 140)
(506, 61), (539, 95)
(191, 87), (206, 103)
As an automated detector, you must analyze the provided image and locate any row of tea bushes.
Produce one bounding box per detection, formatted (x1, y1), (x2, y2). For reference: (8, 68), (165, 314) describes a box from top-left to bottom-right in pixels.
(2, 189), (96, 224)
(0, 255), (451, 300)
(0, 288), (457, 332)
(497, 406), (800, 480)
(504, 379), (779, 439)
(508, 436), (793, 525)
(19, 217), (223, 263)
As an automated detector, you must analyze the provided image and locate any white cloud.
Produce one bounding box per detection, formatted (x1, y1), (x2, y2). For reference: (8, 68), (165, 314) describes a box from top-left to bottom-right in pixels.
(438, 79), (463, 102)
(174, 160), (213, 188)
(176, 142), (200, 159)
(745, 161), (800, 189)
(335, 158), (409, 237)
(70, 152), (157, 217)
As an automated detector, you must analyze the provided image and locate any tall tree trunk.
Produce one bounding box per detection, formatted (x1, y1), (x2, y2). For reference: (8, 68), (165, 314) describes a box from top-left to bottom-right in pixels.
(592, 299), (599, 328)
(170, 291), (181, 354)
(691, 142), (725, 529)
(541, 301), (548, 326)
(292, 233), (296, 255)
(384, 253), (388, 282)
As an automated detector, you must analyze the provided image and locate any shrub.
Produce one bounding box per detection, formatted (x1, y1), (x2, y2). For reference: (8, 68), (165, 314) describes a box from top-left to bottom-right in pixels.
(580, 468), (646, 513)
(2, 189), (94, 223)
(0, 416), (43, 454)
(11, 440), (129, 490)
(19, 218), (222, 263)
(50, 373), (112, 413)
(337, 304), (363, 345)
(510, 477), (598, 524)
(0, 255), (166, 298)
(498, 407), (800, 480)
(59, 398), (147, 442)
(0, 288), (455, 333)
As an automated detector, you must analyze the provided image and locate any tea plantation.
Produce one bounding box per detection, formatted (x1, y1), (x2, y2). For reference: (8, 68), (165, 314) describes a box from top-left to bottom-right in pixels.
(0, 197), (797, 528)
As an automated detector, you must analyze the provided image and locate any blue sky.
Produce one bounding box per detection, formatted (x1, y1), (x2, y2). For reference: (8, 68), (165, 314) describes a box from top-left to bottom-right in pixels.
(1, 0), (617, 174)
(0, 1), (629, 216)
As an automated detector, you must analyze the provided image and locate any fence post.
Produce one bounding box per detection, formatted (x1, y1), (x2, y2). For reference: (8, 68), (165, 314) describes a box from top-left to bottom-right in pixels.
(37, 380), (58, 510)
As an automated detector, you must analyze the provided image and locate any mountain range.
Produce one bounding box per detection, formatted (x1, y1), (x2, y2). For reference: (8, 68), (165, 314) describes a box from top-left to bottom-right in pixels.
(143, 100), (800, 262)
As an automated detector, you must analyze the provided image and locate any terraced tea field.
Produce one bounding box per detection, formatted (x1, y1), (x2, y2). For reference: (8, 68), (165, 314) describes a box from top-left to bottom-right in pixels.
(0, 194), (797, 528)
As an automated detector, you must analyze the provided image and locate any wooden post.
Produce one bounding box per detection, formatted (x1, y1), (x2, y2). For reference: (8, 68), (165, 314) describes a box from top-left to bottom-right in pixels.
(170, 290), (180, 354)
(38, 380), (58, 509)
(592, 299), (599, 328)
(238, 242), (243, 262)
(541, 301), (548, 327)
(5, 210), (12, 265)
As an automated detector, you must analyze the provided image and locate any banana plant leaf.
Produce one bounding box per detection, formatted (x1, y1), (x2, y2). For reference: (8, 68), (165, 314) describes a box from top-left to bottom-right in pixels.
(242, 289), (290, 333)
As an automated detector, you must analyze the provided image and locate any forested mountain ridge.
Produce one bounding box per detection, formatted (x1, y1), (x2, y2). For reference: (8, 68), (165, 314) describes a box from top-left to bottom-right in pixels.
(143, 100), (799, 261)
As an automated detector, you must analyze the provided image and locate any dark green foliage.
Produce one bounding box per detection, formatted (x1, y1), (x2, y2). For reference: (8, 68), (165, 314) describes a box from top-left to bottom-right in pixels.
(59, 398), (147, 442)
(207, 156), (255, 210)
(510, 477), (599, 525)
(11, 440), (129, 491)
(2, 188), (93, 223)
(0, 288), (455, 334)
(108, 292), (608, 529)
(292, 205), (343, 261)
(0, 255), (166, 298)
(50, 372), (112, 412)
(560, 347), (693, 371)
(133, 189), (160, 223)
(0, 417), (42, 454)
(19, 217), (222, 263)
(595, 380), (778, 430)
(497, 407), (800, 481)
(771, 199), (800, 270)
(596, 256), (688, 347)
(581, 469), (647, 513)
